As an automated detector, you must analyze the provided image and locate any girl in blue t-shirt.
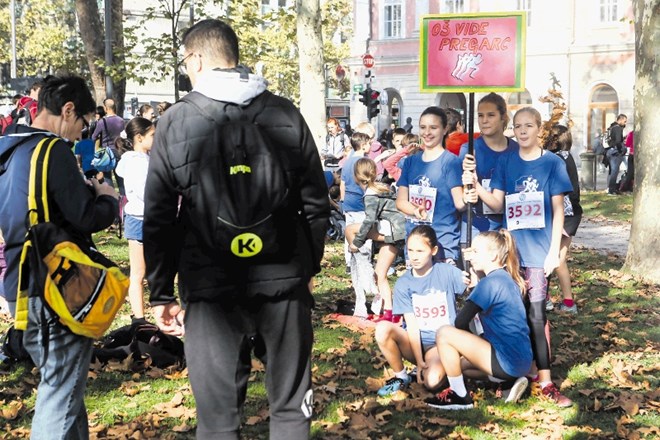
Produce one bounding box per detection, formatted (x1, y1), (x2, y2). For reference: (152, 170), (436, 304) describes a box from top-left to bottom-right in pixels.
(463, 107), (574, 407)
(396, 107), (469, 264)
(460, 93), (519, 241)
(426, 230), (532, 410)
(374, 225), (467, 397)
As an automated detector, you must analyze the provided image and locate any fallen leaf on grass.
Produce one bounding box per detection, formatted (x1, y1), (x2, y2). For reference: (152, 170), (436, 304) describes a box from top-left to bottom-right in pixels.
(1, 400), (24, 420)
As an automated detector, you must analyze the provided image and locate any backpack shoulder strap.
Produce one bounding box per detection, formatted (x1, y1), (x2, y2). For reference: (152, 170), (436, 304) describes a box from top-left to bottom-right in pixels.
(28, 137), (60, 225)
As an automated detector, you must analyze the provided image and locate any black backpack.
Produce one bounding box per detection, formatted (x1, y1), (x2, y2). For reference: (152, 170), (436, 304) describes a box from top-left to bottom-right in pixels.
(181, 91), (298, 259)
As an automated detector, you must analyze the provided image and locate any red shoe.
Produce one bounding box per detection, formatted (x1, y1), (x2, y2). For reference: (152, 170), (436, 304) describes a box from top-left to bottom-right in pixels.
(374, 309), (393, 323)
(541, 383), (573, 407)
(391, 314), (402, 324)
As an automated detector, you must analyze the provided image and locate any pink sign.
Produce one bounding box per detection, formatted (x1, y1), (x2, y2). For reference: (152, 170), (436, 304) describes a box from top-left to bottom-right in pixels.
(420, 13), (526, 92)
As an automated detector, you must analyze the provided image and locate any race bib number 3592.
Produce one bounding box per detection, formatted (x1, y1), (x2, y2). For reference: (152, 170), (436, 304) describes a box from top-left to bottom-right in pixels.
(505, 191), (545, 230)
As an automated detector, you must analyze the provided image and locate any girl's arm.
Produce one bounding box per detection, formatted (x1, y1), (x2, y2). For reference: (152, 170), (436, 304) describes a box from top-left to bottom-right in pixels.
(544, 194), (565, 276)
(339, 179), (346, 202)
(450, 186), (474, 212)
(396, 186), (427, 220)
(352, 195), (379, 248)
(454, 300), (482, 331)
(462, 170), (505, 212)
(403, 313), (426, 371)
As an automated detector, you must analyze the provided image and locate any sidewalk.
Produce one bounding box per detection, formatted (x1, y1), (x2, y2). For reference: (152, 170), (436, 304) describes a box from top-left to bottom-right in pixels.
(575, 161), (631, 257)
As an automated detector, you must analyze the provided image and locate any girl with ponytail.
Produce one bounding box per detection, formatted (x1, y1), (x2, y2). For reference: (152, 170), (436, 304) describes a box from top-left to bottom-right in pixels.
(114, 117), (155, 322)
(425, 229), (532, 410)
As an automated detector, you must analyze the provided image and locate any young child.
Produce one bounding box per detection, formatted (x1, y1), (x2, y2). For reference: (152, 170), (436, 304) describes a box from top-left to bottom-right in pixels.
(114, 117), (155, 322)
(346, 158), (406, 322)
(543, 125), (582, 314)
(460, 93), (519, 243)
(396, 107), (470, 265)
(383, 133), (420, 183)
(465, 107), (574, 407)
(341, 132), (379, 317)
(374, 226), (467, 396)
(426, 230), (532, 410)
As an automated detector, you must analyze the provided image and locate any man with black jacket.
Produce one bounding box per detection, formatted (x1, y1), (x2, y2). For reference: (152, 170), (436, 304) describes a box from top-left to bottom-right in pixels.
(606, 114), (627, 195)
(143, 19), (329, 440)
(0, 75), (119, 439)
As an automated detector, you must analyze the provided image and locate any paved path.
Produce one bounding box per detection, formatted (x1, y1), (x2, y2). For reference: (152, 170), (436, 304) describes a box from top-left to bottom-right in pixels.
(572, 217), (631, 257)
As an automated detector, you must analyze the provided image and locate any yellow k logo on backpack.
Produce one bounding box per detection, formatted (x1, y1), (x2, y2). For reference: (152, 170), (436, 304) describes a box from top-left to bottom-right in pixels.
(14, 137), (128, 339)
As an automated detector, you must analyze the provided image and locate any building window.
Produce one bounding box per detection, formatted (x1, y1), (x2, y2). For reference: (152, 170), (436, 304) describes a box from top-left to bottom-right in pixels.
(517, 0), (532, 26)
(415, 0), (429, 32)
(599, 0), (619, 22)
(443, 0), (465, 13)
(384, 0), (403, 38)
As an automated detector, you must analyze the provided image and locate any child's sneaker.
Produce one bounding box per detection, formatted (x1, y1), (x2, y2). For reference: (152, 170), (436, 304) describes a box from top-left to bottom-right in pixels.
(499, 377), (528, 403)
(545, 299), (554, 312)
(425, 388), (474, 410)
(377, 375), (412, 397)
(541, 382), (573, 407)
(558, 302), (578, 314)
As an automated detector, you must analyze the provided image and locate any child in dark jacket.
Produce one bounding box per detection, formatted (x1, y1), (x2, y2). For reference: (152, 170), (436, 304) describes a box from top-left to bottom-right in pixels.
(346, 158), (406, 322)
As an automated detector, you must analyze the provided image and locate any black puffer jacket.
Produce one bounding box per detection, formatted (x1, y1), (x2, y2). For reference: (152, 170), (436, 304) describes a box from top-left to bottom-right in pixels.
(144, 71), (329, 305)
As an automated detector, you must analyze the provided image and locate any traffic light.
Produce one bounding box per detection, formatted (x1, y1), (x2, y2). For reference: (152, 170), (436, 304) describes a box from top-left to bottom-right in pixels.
(358, 88), (371, 110)
(368, 90), (381, 120)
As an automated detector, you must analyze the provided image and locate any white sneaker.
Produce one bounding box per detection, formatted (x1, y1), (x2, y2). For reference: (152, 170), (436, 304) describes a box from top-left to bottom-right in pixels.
(545, 299), (554, 312)
(502, 377), (529, 403)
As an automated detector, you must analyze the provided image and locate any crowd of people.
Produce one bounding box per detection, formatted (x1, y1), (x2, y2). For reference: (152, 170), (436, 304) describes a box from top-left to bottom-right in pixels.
(0, 16), (625, 439)
(326, 92), (585, 410)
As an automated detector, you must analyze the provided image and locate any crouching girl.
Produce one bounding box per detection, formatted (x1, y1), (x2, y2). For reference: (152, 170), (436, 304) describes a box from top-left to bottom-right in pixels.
(374, 225), (468, 396)
(426, 230), (532, 410)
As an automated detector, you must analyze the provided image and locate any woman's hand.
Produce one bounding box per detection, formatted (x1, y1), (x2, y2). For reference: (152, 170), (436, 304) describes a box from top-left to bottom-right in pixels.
(462, 170), (477, 187)
(462, 153), (476, 172)
(348, 243), (359, 253)
(411, 203), (427, 220)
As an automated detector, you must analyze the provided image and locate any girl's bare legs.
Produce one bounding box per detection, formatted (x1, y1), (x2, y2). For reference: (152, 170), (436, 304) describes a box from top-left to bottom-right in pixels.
(374, 321), (417, 372)
(127, 240), (146, 319)
(556, 235), (574, 303)
(373, 244), (398, 310)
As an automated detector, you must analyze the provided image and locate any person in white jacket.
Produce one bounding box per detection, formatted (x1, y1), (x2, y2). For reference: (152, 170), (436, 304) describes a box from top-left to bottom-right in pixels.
(115, 117), (154, 321)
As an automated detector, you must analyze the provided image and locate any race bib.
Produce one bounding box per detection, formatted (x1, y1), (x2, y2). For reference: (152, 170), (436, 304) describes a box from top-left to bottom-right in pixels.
(505, 191), (545, 230)
(481, 179), (502, 215)
(412, 291), (451, 331)
(408, 185), (437, 224)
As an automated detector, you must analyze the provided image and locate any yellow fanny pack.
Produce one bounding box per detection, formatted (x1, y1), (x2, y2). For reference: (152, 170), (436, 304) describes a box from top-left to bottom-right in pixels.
(14, 137), (128, 339)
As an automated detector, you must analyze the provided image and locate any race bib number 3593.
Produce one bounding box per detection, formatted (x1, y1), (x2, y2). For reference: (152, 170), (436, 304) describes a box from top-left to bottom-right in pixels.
(505, 191), (545, 230)
(411, 292), (451, 331)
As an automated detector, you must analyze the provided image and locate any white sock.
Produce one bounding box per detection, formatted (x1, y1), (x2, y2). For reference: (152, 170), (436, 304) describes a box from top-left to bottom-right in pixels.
(394, 368), (408, 380)
(448, 375), (467, 397)
(540, 381), (552, 389)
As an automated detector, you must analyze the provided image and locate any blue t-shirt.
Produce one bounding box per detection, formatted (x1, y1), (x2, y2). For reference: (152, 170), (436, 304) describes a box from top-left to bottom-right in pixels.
(341, 153), (365, 212)
(467, 269), (533, 378)
(398, 151), (463, 260)
(74, 139), (96, 173)
(458, 137), (518, 240)
(490, 150), (573, 268)
(393, 263), (467, 348)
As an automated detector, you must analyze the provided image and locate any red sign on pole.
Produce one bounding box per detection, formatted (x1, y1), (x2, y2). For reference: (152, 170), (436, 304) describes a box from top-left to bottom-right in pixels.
(362, 54), (375, 69)
(420, 12), (526, 92)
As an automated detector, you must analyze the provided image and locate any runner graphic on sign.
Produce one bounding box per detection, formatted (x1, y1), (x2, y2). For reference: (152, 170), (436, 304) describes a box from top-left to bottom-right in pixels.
(452, 53), (483, 81)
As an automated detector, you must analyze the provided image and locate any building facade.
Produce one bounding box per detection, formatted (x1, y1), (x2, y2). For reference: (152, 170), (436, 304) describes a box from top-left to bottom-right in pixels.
(348, 0), (635, 154)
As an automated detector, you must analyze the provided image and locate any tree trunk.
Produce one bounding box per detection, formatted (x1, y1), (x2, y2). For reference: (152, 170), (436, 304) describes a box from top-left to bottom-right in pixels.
(75, 0), (106, 103)
(296, 0), (326, 152)
(624, 0), (660, 282)
(111, 0), (126, 116)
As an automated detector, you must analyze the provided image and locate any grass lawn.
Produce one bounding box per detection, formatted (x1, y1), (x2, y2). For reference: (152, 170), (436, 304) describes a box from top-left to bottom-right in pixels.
(580, 191), (633, 223)
(1, 232), (658, 439)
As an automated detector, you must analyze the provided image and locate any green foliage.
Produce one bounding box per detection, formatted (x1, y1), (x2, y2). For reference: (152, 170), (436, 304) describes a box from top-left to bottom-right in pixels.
(581, 191), (633, 222)
(122, 0), (352, 104)
(0, 0), (87, 80)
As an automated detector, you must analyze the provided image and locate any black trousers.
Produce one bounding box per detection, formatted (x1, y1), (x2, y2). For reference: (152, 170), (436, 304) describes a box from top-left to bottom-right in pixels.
(185, 285), (314, 440)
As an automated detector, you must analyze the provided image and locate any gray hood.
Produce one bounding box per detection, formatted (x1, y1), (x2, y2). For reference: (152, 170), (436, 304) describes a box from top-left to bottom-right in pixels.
(193, 66), (269, 105)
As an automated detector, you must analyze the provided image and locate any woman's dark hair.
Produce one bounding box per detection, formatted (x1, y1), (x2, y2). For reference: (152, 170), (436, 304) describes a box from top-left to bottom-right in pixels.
(478, 92), (509, 130)
(115, 117), (153, 155)
(445, 108), (462, 133)
(96, 105), (106, 118)
(408, 225), (438, 249)
(37, 75), (95, 119)
(543, 124), (572, 152)
(420, 106), (448, 146)
(138, 104), (153, 118)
